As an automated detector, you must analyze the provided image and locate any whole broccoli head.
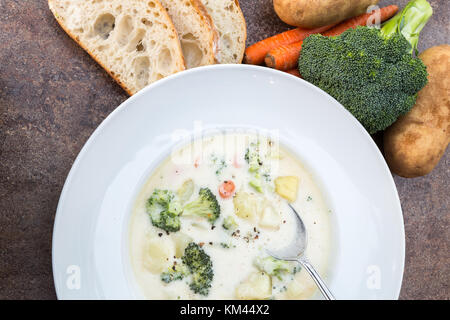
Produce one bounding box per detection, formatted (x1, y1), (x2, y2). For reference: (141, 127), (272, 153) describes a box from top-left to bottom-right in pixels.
(182, 242), (214, 295)
(298, 27), (428, 134)
(183, 188), (220, 223)
(254, 256), (293, 280)
(146, 189), (182, 232)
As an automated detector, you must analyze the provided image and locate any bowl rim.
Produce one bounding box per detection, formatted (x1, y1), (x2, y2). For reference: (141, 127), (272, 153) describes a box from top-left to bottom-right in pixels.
(52, 64), (405, 299)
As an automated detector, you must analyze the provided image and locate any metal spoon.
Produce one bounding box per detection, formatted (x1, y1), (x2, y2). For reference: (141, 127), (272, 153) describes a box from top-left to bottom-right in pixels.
(267, 203), (335, 300)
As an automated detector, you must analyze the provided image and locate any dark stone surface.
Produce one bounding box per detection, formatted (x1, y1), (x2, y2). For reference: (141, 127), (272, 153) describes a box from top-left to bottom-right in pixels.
(0, 0), (448, 300)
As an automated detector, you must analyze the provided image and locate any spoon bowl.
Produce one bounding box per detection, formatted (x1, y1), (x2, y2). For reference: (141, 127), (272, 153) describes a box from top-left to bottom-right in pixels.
(267, 203), (336, 300)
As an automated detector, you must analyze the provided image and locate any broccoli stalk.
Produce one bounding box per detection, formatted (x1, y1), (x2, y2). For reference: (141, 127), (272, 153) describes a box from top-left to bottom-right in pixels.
(245, 141), (265, 193)
(298, 0), (431, 134)
(381, 0), (433, 55)
(183, 188), (221, 224)
(222, 215), (238, 231)
(249, 174), (263, 193)
(182, 242), (214, 295)
(254, 256), (293, 280)
(146, 189), (182, 232)
(177, 179), (194, 204)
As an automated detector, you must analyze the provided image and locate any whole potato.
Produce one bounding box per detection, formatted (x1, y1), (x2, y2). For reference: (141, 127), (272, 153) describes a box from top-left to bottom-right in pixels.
(273, 0), (379, 28)
(384, 45), (450, 178)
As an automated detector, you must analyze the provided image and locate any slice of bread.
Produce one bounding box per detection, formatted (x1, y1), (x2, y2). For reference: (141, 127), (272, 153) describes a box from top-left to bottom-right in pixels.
(159, 0), (218, 68)
(200, 0), (247, 63)
(48, 0), (186, 95)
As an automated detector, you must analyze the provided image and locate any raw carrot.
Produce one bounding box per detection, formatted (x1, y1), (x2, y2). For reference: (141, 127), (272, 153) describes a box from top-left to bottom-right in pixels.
(219, 180), (235, 199)
(265, 41), (303, 70)
(285, 69), (301, 77)
(265, 5), (399, 70)
(323, 4), (399, 36)
(243, 24), (335, 65)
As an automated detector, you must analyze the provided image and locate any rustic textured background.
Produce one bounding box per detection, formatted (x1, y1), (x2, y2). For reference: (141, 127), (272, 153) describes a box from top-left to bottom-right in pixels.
(0, 0), (448, 299)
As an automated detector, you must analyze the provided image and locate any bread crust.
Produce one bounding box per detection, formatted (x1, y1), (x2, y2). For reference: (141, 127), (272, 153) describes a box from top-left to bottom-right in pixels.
(159, 0), (218, 66)
(48, 0), (186, 95)
(190, 0), (220, 63)
(231, 0), (247, 63)
(200, 0), (247, 63)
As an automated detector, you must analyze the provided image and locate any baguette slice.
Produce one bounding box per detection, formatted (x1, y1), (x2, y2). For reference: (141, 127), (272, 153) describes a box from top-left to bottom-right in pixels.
(159, 0), (218, 68)
(201, 0), (247, 63)
(49, 0), (185, 95)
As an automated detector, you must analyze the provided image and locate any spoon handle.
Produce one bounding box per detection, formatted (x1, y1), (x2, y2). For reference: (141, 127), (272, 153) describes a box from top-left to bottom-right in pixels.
(297, 258), (335, 300)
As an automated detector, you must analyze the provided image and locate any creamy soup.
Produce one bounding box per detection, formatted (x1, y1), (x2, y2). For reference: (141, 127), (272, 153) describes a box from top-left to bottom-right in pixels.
(129, 132), (331, 299)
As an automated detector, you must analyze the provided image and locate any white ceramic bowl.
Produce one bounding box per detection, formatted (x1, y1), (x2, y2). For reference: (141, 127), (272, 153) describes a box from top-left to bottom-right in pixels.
(52, 65), (404, 299)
